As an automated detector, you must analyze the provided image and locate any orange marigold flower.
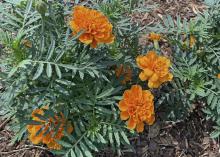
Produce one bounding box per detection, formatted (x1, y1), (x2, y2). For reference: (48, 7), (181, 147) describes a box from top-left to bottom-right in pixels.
(119, 85), (155, 132)
(136, 51), (173, 88)
(115, 64), (132, 84)
(217, 73), (220, 79)
(148, 32), (161, 41)
(189, 35), (196, 48)
(69, 6), (115, 48)
(27, 107), (73, 150)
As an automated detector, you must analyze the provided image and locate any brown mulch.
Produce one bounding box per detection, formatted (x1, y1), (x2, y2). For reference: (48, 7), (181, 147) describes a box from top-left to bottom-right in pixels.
(1, 0), (219, 157)
(132, 107), (220, 157)
(132, 0), (207, 26)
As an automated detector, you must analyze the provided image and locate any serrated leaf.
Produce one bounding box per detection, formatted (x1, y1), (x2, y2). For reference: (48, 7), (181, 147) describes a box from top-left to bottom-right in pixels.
(84, 138), (98, 152)
(56, 140), (72, 148)
(108, 127), (114, 145)
(79, 71), (84, 80)
(33, 63), (44, 80)
(34, 113), (47, 121)
(96, 133), (106, 144)
(120, 131), (130, 145)
(70, 149), (76, 157)
(97, 87), (114, 99)
(87, 70), (95, 78)
(24, 120), (42, 125)
(51, 150), (66, 155)
(75, 146), (83, 157)
(74, 122), (81, 136)
(8, 59), (31, 78)
(210, 130), (220, 138)
(207, 93), (214, 105)
(47, 37), (55, 61)
(195, 88), (206, 97)
(64, 130), (75, 142)
(211, 96), (218, 109)
(46, 63), (52, 78)
(80, 142), (93, 157)
(114, 131), (120, 147)
(55, 65), (62, 79)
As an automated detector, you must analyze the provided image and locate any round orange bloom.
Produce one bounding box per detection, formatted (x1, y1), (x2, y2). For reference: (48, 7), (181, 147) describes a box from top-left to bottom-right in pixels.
(148, 32), (161, 41)
(69, 6), (115, 48)
(136, 51), (173, 88)
(119, 85), (155, 132)
(27, 107), (73, 150)
(115, 64), (132, 84)
(217, 73), (220, 79)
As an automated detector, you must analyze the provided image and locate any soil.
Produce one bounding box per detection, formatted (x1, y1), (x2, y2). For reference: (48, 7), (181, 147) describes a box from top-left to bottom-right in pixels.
(1, 0), (219, 157)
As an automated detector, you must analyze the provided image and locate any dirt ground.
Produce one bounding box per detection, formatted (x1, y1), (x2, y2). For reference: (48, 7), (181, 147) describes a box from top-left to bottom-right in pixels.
(1, 0), (219, 157)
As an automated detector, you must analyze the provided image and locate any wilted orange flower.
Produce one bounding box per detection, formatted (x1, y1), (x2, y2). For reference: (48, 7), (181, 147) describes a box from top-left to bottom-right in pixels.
(136, 51), (173, 88)
(119, 85), (155, 132)
(189, 35), (196, 48)
(217, 73), (220, 79)
(22, 39), (32, 48)
(27, 107), (73, 150)
(69, 6), (115, 48)
(148, 32), (161, 41)
(115, 64), (132, 84)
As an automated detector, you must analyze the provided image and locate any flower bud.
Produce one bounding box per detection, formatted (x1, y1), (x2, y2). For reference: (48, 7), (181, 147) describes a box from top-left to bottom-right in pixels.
(35, 0), (47, 15)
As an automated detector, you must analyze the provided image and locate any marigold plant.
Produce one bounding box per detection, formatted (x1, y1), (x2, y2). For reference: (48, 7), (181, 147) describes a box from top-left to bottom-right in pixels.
(1, 0), (220, 156)
(119, 85), (155, 133)
(69, 6), (115, 48)
(27, 107), (73, 150)
(136, 51), (173, 88)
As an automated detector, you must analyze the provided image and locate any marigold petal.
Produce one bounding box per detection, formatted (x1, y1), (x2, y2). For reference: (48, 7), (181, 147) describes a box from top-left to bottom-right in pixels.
(218, 73), (220, 79)
(149, 73), (159, 82)
(119, 100), (128, 111)
(148, 81), (161, 88)
(145, 114), (155, 125)
(27, 125), (33, 132)
(168, 73), (173, 81)
(32, 108), (44, 117)
(136, 122), (144, 133)
(79, 34), (93, 44)
(42, 133), (52, 144)
(136, 55), (149, 69)
(131, 85), (142, 99)
(120, 111), (129, 120)
(139, 71), (148, 81)
(29, 134), (43, 144)
(123, 90), (132, 100)
(104, 34), (115, 43)
(143, 68), (153, 77)
(127, 118), (136, 130)
(142, 90), (154, 103)
(47, 141), (62, 150)
(146, 51), (158, 60)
